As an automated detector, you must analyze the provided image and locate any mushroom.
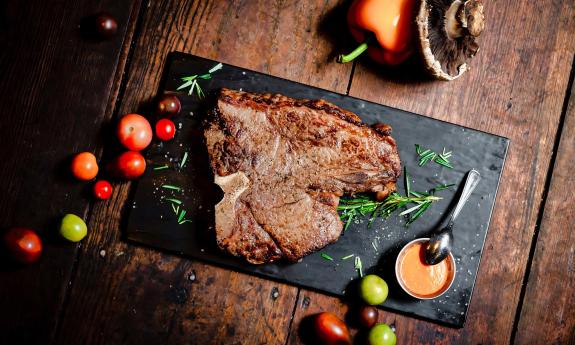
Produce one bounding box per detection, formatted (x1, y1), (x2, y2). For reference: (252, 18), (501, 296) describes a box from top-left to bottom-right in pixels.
(416, 0), (485, 80)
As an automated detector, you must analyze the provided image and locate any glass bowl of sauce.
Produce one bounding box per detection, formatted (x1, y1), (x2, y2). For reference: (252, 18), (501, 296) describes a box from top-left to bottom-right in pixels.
(395, 238), (456, 299)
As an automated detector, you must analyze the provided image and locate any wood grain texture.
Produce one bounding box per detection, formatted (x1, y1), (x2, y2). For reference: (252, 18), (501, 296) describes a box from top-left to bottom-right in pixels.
(0, 0), (140, 344)
(514, 81), (575, 344)
(55, 1), (352, 344)
(288, 0), (575, 344)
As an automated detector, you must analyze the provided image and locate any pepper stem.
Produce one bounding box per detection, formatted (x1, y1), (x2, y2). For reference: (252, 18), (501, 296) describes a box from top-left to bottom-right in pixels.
(337, 41), (369, 63)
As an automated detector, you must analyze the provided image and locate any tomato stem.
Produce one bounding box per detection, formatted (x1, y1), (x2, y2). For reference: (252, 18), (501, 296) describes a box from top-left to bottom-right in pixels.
(338, 41), (369, 63)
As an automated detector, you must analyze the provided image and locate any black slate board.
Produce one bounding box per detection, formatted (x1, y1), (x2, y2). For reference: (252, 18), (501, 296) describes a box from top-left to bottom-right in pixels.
(125, 53), (509, 327)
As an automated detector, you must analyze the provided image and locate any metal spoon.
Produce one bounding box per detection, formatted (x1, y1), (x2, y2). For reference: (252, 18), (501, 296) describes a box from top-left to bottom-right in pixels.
(424, 170), (481, 265)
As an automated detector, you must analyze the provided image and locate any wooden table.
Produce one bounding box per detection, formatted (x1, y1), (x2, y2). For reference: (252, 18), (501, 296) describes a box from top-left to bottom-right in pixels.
(1, 1), (574, 344)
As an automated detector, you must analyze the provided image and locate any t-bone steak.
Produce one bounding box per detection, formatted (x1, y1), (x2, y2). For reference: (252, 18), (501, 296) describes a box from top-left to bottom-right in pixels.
(205, 88), (401, 264)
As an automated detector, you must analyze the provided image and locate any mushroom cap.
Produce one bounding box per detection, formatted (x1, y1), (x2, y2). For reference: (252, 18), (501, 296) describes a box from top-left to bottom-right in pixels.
(417, 0), (485, 81)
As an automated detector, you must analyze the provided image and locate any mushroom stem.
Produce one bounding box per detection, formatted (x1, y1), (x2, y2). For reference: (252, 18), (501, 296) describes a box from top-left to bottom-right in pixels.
(445, 0), (484, 39)
(338, 41), (370, 64)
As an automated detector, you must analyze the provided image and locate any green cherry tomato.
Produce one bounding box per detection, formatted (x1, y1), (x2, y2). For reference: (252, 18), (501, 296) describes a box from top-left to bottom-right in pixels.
(368, 323), (396, 345)
(360, 274), (389, 305)
(60, 214), (87, 242)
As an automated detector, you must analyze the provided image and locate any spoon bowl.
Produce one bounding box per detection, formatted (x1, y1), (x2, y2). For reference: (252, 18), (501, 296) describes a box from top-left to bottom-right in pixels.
(424, 170), (481, 265)
(425, 223), (454, 265)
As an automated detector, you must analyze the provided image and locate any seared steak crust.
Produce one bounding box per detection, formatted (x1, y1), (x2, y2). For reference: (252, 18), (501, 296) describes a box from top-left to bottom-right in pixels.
(205, 88), (401, 264)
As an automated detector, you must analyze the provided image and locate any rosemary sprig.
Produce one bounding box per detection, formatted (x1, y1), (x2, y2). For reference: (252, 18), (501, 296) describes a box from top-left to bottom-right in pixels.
(338, 192), (442, 227)
(177, 63), (223, 98)
(338, 166), (450, 227)
(415, 144), (453, 169)
(321, 253), (334, 261)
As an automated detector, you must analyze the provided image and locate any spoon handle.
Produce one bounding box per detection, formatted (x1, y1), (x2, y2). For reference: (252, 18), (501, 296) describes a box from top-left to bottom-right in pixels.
(450, 170), (481, 223)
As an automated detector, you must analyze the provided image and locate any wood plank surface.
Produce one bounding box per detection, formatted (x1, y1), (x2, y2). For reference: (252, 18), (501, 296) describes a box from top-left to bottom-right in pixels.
(54, 1), (353, 344)
(0, 1), (140, 344)
(289, 0), (575, 344)
(2, 0), (574, 344)
(514, 78), (575, 344)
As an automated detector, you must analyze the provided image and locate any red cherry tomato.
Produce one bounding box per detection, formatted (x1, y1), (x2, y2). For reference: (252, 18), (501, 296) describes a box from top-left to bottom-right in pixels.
(155, 119), (176, 141)
(71, 152), (99, 181)
(4, 228), (42, 264)
(93, 180), (113, 200)
(115, 151), (146, 179)
(157, 94), (181, 116)
(117, 114), (153, 151)
(313, 312), (351, 345)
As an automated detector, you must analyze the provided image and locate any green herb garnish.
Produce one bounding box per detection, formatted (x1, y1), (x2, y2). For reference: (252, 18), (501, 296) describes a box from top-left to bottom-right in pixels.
(177, 209), (187, 223)
(430, 184), (456, 192)
(321, 253), (334, 261)
(180, 152), (188, 168)
(154, 164), (169, 171)
(341, 254), (354, 260)
(355, 256), (363, 277)
(164, 198), (182, 205)
(338, 192), (441, 227)
(162, 184), (181, 192)
(177, 63), (223, 98)
(404, 166), (412, 196)
(338, 168), (449, 227)
(171, 203), (180, 215)
(415, 144), (453, 169)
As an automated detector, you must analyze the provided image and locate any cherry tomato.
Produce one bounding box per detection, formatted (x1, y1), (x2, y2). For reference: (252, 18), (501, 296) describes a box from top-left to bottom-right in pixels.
(358, 305), (379, 328)
(115, 151), (146, 179)
(4, 228), (42, 264)
(60, 214), (87, 242)
(94, 13), (118, 39)
(71, 152), (99, 181)
(155, 119), (176, 141)
(368, 323), (396, 345)
(313, 312), (351, 345)
(93, 180), (113, 200)
(117, 114), (153, 151)
(360, 274), (389, 305)
(156, 94), (181, 116)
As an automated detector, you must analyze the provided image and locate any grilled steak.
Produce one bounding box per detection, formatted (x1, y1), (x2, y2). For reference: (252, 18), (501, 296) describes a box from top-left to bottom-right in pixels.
(205, 88), (401, 264)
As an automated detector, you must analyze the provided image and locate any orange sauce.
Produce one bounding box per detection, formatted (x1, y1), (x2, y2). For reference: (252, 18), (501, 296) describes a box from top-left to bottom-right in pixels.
(399, 242), (453, 298)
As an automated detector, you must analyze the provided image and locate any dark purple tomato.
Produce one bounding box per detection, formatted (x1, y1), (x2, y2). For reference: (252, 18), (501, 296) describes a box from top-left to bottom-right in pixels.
(156, 95), (181, 117)
(358, 305), (379, 328)
(94, 13), (118, 39)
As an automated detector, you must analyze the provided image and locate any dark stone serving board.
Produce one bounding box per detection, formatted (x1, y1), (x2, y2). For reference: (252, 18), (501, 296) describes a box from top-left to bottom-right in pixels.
(125, 52), (509, 327)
